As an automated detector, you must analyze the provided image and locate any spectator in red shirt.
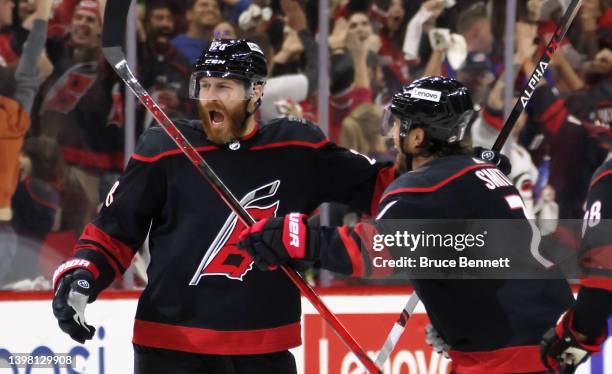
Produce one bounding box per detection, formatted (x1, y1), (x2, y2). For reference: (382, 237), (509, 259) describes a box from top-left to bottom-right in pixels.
(327, 13), (375, 143)
(0, 0), (18, 67)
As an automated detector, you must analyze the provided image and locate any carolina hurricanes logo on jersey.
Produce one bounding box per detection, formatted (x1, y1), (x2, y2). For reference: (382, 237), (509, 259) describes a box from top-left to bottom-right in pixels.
(189, 181), (281, 284)
(41, 62), (98, 114)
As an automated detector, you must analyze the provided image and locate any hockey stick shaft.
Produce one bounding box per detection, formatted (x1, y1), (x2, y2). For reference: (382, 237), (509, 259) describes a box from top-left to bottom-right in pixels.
(374, 292), (420, 367)
(101, 3), (379, 373)
(492, 0), (582, 152)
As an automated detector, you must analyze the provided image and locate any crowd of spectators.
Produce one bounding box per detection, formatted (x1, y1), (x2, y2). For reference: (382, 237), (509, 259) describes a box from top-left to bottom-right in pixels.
(0, 0), (610, 289)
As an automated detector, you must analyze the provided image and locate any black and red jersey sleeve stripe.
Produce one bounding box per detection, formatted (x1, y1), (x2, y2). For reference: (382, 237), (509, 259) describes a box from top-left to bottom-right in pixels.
(69, 222), (137, 291)
(353, 222), (393, 278)
(336, 226), (365, 277)
(323, 222), (393, 278)
(79, 223), (135, 270)
(370, 166), (396, 216)
(381, 164), (492, 199)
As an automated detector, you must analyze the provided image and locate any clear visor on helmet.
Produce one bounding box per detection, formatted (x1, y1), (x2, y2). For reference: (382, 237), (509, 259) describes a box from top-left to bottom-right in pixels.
(189, 71), (260, 102)
(380, 105), (401, 137)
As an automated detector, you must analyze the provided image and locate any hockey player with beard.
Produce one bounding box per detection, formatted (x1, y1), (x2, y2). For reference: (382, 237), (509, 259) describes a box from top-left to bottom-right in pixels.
(239, 76), (575, 374)
(50, 39), (397, 373)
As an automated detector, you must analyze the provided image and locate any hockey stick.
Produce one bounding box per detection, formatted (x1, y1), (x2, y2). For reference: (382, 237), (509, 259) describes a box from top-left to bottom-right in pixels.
(374, 292), (420, 367)
(491, 0), (582, 152)
(374, 2), (583, 366)
(101, 2), (380, 373)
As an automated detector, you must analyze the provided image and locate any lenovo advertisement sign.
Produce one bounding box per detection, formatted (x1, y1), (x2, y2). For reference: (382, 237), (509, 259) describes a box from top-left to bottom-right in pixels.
(304, 313), (450, 374)
(0, 289), (606, 373)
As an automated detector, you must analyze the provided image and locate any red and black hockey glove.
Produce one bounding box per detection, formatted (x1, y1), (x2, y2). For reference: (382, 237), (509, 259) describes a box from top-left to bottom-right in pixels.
(473, 147), (512, 175)
(52, 261), (99, 344)
(238, 213), (320, 271)
(540, 310), (607, 373)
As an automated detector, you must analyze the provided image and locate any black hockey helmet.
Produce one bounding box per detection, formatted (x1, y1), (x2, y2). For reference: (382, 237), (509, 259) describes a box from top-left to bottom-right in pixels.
(382, 76), (474, 144)
(190, 39), (267, 100)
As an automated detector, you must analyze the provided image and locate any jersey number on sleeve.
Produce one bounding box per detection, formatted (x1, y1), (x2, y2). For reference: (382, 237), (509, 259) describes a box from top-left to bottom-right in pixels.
(105, 181), (120, 207)
(582, 200), (602, 236)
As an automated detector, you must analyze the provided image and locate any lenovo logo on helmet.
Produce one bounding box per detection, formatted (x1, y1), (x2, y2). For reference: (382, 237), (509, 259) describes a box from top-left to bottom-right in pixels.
(410, 88), (442, 102)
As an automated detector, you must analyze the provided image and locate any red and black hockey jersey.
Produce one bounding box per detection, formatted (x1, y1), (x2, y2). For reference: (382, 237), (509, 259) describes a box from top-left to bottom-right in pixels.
(569, 157), (612, 342)
(525, 85), (609, 218)
(59, 117), (394, 355)
(581, 156), (612, 283)
(313, 155), (573, 373)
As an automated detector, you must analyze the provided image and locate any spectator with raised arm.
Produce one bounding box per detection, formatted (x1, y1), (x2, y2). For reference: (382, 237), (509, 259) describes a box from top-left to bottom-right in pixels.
(259, 0), (320, 123)
(32, 0), (123, 234)
(326, 12), (376, 142)
(457, 2), (494, 55)
(0, 0), (53, 285)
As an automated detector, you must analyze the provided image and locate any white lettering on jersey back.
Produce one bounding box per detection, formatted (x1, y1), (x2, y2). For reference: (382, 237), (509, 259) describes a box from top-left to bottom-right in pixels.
(376, 200), (399, 220)
(475, 168), (513, 190)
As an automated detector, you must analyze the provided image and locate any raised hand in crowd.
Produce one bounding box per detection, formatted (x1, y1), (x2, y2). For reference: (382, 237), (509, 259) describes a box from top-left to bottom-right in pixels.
(273, 29), (304, 65)
(421, 0), (446, 21)
(21, 0), (55, 29)
(281, 0), (307, 32)
(329, 17), (349, 52)
(514, 21), (538, 65)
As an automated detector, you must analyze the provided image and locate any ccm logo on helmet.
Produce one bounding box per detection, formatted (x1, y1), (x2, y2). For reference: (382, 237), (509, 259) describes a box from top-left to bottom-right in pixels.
(205, 59), (226, 65)
(288, 213), (301, 247)
(410, 88), (442, 102)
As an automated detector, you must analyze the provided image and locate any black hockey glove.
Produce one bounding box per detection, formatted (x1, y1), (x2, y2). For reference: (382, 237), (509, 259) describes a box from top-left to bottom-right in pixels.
(52, 267), (97, 343)
(237, 213), (319, 271)
(540, 310), (607, 373)
(473, 147), (512, 175)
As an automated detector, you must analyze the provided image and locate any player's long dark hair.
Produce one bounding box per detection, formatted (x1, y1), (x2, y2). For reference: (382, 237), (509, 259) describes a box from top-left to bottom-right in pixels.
(414, 125), (472, 158)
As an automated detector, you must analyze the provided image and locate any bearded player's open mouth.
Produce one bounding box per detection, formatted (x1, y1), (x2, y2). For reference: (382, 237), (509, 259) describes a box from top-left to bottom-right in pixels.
(208, 110), (226, 129)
